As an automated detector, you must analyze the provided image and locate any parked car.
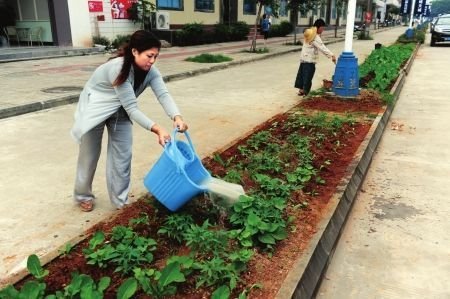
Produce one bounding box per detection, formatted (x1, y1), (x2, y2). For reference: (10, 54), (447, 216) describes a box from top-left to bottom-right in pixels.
(431, 14), (450, 46)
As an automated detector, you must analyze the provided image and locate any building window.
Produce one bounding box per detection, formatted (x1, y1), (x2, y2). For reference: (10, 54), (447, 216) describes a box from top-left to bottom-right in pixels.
(279, 0), (287, 16)
(14, 0), (49, 21)
(195, 0), (214, 12)
(243, 0), (256, 15)
(157, 0), (183, 10)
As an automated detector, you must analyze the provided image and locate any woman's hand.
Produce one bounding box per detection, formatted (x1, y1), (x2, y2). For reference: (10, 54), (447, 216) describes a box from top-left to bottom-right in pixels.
(150, 124), (170, 147)
(173, 115), (188, 132)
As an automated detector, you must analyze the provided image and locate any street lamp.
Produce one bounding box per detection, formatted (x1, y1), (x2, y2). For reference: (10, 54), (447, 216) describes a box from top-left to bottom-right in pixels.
(332, 0), (359, 97)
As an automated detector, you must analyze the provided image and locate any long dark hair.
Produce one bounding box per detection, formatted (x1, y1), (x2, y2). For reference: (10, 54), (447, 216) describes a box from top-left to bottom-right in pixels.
(112, 30), (161, 86)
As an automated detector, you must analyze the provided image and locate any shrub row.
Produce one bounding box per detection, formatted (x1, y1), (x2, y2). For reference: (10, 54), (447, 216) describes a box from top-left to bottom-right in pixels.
(93, 20), (294, 49)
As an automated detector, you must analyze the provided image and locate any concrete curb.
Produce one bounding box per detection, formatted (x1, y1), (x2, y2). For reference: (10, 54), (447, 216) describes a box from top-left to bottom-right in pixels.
(0, 48), (104, 64)
(275, 43), (420, 299)
(0, 95), (79, 119)
(0, 38), (346, 120)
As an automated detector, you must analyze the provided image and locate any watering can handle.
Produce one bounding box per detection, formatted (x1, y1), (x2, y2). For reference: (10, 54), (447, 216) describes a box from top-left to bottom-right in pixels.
(171, 128), (197, 155)
(167, 129), (196, 172)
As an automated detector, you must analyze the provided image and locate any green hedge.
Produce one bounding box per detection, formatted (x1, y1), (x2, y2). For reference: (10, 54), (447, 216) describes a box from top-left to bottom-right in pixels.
(171, 20), (293, 46)
(174, 22), (251, 46)
(269, 21), (294, 38)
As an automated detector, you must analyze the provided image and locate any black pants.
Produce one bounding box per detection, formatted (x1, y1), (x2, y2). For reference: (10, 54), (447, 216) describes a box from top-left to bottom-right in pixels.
(294, 62), (316, 95)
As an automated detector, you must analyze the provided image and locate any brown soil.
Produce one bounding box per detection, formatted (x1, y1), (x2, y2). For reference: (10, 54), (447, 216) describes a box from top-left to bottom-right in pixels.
(16, 90), (385, 299)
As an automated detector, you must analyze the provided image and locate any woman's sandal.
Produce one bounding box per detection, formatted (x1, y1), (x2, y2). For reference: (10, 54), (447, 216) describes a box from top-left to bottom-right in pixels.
(79, 200), (94, 212)
(298, 90), (305, 96)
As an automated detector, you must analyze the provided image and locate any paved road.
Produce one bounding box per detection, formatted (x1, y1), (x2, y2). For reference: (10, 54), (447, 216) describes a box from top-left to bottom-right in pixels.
(317, 37), (450, 298)
(0, 27), (405, 286)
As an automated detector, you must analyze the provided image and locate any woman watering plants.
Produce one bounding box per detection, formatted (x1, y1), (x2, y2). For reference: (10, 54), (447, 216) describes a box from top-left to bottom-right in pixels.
(294, 19), (336, 96)
(71, 30), (188, 212)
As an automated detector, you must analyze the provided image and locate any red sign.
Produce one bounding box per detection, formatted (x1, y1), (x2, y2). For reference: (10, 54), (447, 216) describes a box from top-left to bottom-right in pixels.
(88, 1), (103, 12)
(111, 0), (137, 19)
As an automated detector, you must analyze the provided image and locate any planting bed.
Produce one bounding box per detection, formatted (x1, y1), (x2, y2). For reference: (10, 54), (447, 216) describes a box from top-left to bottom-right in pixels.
(8, 90), (385, 299)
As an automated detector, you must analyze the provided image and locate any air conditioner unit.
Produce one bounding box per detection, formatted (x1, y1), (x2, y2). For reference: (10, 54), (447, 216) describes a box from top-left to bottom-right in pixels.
(156, 11), (170, 30)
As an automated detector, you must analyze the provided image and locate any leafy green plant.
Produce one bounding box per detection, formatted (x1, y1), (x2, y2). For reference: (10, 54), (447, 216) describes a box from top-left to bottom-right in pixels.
(59, 242), (74, 257)
(0, 281), (46, 299)
(307, 87), (328, 96)
(133, 261), (186, 298)
(213, 153), (234, 167)
(223, 169), (243, 184)
(359, 43), (414, 92)
(286, 165), (317, 189)
(127, 0), (155, 31)
(92, 35), (110, 47)
(286, 133), (313, 166)
(158, 214), (194, 243)
(212, 285), (230, 299)
(128, 213), (150, 227)
(193, 257), (242, 290)
(52, 273), (110, 299)
(27, 254), (49, 280)
(230, 21), (250, 40)
(111, 34), (131, 49)
(254, 47), (269, 54)
(182, 220), (230, 255)
(230, 195), (287, 249)
(83, 226), (157, 274)
(246, 131), (271, 150)
(117, 277), (138, 299)
(0, 255), (48, 298)
(252, 174), (290, 199)
(185, 53), (233, 63)
(176, 22), (204, 45)
(248, 152), (283, 174)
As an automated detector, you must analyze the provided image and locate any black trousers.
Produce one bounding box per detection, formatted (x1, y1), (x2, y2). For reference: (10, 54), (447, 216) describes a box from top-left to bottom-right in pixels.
(294, 62), (316, 95)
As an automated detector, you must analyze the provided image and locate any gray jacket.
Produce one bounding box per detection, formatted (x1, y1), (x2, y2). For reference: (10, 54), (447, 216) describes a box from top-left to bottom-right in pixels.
(71, 57), (180, 143)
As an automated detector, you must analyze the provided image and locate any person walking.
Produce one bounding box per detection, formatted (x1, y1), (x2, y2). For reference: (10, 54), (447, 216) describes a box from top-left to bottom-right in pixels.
(294, 19), (336, 96)
(261, 14), (270, 45)
(71, 30), (187, 212)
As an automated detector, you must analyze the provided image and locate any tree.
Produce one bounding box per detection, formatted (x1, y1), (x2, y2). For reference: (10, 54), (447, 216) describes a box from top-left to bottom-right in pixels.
(334, 0), (347, 37)
(127, 0), (156, 31)
(430, 0), (450, 17)
(387, 5), (399, 16)
(288, 0), (322, 44)
(249, 0), (280, 52)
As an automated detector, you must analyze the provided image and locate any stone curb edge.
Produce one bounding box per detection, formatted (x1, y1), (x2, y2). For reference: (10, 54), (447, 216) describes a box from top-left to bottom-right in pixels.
(275, 43), (421, 299)
(0, 38), (345, 120)
(0, 49), (104, 64)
